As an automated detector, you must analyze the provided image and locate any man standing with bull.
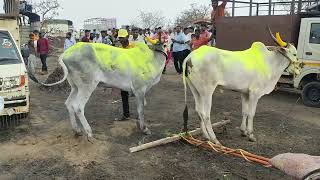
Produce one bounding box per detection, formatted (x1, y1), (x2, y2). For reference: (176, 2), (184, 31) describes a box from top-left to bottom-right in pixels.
(116, 29), (135, 121)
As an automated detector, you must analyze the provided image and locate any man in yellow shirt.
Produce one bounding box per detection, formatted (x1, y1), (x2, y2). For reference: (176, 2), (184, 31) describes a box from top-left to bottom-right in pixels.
(117, 29), (134, 120)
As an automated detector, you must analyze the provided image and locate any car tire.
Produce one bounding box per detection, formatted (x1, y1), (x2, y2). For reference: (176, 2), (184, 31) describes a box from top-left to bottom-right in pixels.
(302, 82), (320, 108)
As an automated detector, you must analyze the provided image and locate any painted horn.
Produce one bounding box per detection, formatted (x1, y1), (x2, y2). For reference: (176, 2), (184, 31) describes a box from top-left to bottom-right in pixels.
(267, 26), (278, 45)
(145, 36), (159, 45)
(276, 32), (288, 47)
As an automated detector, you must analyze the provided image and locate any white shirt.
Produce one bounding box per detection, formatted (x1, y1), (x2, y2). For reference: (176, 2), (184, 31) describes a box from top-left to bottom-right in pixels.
(173, 32), (189, 52)
(185, 33), (192, 50)
(93, 37), (102, 43)
(64, 38), (75, 51)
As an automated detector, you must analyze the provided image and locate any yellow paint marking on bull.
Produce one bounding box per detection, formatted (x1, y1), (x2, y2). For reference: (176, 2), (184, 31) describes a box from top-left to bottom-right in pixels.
(192, 42), (272, 78)
(63, 42), (157, 80)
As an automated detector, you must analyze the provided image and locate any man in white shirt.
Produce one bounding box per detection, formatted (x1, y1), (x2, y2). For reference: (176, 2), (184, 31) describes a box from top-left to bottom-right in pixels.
(184, 27), (192, 51)
(64, 32), (75, 51)
(172, 25), (191, 74)
(129, 28), (145, 43)
(93, 33), (102, 43)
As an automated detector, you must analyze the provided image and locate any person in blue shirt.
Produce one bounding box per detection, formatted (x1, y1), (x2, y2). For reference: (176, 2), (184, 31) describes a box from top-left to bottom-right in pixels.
(172, 25), (191, 74)
(64, 32), (75, 51)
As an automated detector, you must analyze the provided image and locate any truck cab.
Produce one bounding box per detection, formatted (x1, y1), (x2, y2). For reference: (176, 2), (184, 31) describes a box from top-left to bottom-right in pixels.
(293, 17), (320, 107)
(215, 0), (320, 107)
(0, 29), (30, 117)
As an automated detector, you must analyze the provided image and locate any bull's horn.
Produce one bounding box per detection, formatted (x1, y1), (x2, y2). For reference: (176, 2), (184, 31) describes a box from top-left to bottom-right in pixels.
(276, 32), (287, 47)
(267, 26), (278, 45)
(145, 36), (159, 45)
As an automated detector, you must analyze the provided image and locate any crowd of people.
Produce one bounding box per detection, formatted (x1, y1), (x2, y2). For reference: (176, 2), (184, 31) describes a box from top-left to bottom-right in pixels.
(20, 30), (50, 75)
(64, 24), (215, 75)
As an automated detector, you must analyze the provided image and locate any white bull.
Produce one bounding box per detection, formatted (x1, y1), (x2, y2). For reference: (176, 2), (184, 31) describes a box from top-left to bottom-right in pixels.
(29, 40), (167, 138)
(182, 29), (302, 145)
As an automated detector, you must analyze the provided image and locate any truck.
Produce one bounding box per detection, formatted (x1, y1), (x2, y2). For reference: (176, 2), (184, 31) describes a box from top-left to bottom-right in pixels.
(216, 0), (320, 107)
(0, 0), (30, 125)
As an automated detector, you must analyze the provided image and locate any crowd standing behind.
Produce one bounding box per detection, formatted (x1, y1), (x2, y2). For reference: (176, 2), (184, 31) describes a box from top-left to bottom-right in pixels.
(63, 23), (217, 75)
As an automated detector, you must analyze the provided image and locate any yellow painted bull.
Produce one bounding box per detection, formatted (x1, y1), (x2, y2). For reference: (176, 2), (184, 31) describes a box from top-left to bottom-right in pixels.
(182, 28), (302, 145)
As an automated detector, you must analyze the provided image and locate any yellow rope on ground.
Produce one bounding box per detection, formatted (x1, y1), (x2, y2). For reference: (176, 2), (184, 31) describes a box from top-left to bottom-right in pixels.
(179, 132), (271, 167)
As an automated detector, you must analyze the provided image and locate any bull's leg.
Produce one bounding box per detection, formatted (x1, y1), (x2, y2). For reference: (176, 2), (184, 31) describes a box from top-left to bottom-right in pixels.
(200, 117), (210, 139)
(144, 98), (147, 106)
(247, 94), (259, 142)
(202, 89), (221, 145)
(134, 90), (151, 135)
(73, 82), (98, 138)
(187, 79), (210, 139)
(65, 83), (81, 135)
(240, 93), (249, 137)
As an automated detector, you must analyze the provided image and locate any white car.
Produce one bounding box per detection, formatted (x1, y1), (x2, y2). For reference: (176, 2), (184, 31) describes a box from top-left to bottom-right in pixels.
(0, 29), (30, 117)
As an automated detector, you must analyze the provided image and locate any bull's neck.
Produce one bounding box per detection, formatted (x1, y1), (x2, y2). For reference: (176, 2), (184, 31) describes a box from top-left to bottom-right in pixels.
(154, 50), (167, 66)
(266, 52), (290, 79)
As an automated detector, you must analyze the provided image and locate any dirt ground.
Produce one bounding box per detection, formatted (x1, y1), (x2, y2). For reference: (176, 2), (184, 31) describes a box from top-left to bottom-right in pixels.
(0, 53), (319, 180)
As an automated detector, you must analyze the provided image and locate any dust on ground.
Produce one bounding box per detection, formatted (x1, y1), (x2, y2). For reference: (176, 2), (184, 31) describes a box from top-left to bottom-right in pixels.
(0, 52), (319, 180)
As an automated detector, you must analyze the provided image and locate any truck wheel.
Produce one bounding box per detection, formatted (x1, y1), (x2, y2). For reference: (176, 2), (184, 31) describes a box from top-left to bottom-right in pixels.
(302, 82), (320, 108)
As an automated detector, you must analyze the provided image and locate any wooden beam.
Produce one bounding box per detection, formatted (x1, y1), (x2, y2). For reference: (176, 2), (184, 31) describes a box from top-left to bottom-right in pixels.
(129, 120), (231, 153)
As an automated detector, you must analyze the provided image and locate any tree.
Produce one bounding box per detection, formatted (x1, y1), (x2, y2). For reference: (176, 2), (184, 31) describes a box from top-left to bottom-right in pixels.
(32, 0), (62, 21)
(131, 10), (166, 29)
(175, 3), (211, 27)
(31, 0), (62, 32)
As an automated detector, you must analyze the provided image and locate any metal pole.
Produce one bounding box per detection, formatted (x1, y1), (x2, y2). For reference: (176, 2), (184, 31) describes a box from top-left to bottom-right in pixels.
(273, 3), (275, 15)
(291, 0), (296, 15)
(269, 0), (272, 15)
(297, 0), (302, 13)
(256, 3), (259, 16)
(249, 0), (253, 16)
(232, 0), (236, 17)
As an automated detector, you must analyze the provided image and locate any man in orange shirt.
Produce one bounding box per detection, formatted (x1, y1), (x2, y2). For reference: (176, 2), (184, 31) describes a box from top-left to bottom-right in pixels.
(211, 0), (227, 42)
(211, 0), (227, 25)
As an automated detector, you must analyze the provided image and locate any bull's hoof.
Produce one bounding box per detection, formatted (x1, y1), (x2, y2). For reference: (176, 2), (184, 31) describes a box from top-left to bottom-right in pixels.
(241, 130), (248, 137)
(248, 134), (257, 142)
(87, 135), (97, 144)
(73, 129), (83, 137)
(142, 127), (151, 135)
(214, 140), (222, 146)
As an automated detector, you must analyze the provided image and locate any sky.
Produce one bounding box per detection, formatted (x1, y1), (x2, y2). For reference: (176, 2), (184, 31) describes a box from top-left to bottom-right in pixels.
(18, 0), (293, 30)
(56, 0), (213, 29)
(54, 0), (292, 29)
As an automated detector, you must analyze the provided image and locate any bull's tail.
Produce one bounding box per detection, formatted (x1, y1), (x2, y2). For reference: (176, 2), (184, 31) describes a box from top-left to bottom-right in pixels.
(182, 54), (191, 133)
(28, 53), (68, 86)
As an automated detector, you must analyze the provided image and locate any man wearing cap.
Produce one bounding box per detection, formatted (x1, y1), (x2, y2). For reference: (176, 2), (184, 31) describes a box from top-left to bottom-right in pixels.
(116, 29), (134, 120)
